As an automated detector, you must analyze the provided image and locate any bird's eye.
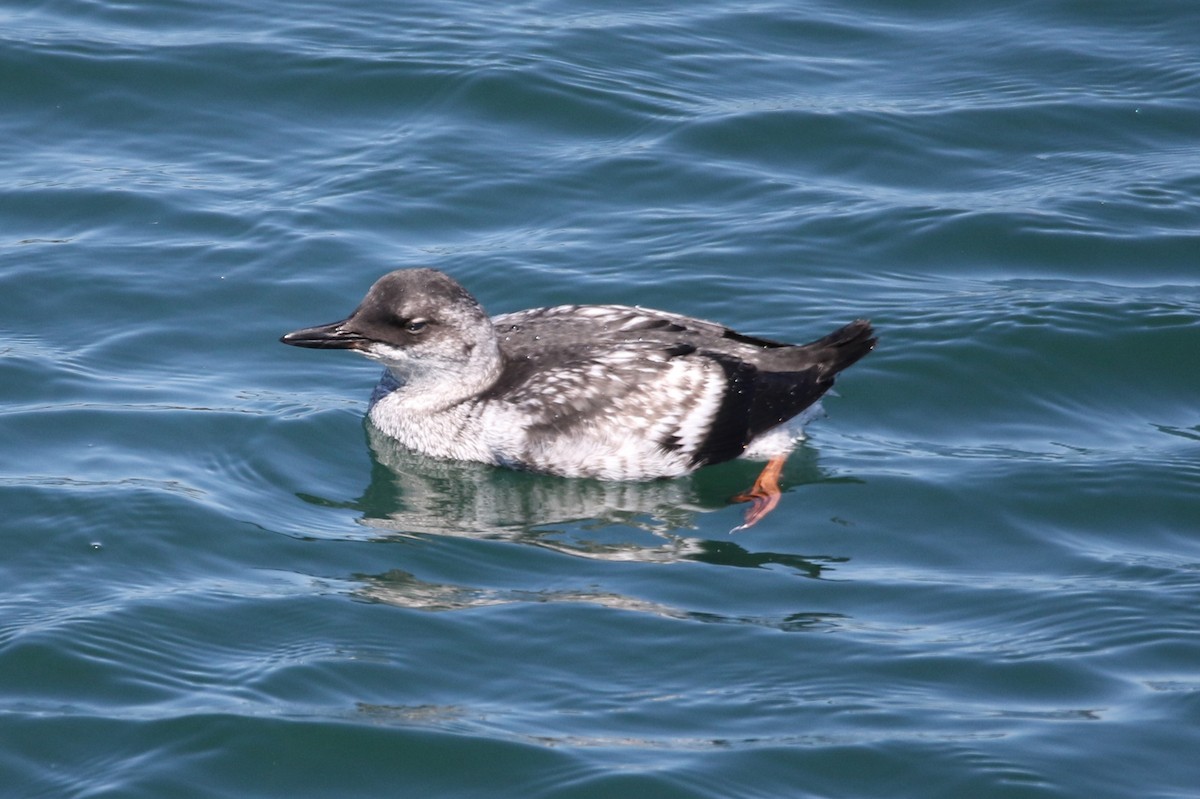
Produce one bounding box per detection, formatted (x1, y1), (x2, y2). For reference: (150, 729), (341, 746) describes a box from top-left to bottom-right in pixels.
(405, 319), (428, 334)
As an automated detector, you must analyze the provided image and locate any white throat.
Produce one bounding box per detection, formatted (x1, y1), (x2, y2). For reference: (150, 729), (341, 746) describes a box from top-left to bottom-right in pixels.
(366, 337), (503, 413)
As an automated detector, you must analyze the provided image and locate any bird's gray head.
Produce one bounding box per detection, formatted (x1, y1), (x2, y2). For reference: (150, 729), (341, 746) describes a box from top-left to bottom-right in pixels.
(281, 268), (502, 408)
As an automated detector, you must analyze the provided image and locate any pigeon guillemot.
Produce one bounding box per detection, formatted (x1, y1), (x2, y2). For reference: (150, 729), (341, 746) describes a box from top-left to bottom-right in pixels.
(281, 268), (875, 527)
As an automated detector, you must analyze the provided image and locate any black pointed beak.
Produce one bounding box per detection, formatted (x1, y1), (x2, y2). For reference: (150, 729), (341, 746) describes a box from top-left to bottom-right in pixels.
(280, 320), (369, 350)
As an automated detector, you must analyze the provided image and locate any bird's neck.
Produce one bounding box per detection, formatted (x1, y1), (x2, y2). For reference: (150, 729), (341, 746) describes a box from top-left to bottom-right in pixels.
(377, 339), (503, 413)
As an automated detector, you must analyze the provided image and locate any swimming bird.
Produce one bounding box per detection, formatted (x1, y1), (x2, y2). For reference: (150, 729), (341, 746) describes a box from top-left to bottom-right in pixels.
(281, 268), (875, 528)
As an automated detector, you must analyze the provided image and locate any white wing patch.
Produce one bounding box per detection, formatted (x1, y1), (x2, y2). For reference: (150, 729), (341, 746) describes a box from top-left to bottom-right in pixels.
(666, 357), (726, 454)
(497, 345), (732, 480)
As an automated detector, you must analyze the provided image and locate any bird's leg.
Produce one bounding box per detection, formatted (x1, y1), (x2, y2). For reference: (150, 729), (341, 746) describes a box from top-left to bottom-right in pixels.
(731, 454), (786, 530)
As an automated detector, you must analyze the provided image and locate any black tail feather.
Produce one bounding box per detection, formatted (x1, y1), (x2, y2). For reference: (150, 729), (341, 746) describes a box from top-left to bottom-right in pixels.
(806, 319), (876, 376)
(690, 320), (876, 467)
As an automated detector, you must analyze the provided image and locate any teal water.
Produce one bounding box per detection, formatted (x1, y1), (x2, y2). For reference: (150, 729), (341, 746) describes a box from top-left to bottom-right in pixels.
(3, 0), (1199, 796)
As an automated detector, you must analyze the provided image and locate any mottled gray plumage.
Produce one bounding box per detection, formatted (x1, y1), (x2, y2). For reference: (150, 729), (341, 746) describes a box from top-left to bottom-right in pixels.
(281, 268), (875, 481)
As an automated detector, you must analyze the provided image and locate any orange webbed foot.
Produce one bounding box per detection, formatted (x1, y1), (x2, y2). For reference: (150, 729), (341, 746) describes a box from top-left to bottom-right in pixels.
(731, 455), (786, 531)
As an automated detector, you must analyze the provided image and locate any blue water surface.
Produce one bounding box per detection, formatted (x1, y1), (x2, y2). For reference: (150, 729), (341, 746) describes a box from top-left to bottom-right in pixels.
(2, 0), (1199, 797)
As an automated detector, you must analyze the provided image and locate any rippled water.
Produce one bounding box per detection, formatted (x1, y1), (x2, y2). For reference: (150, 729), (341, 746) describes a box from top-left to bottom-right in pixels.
(3, 0), (1199, 796)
